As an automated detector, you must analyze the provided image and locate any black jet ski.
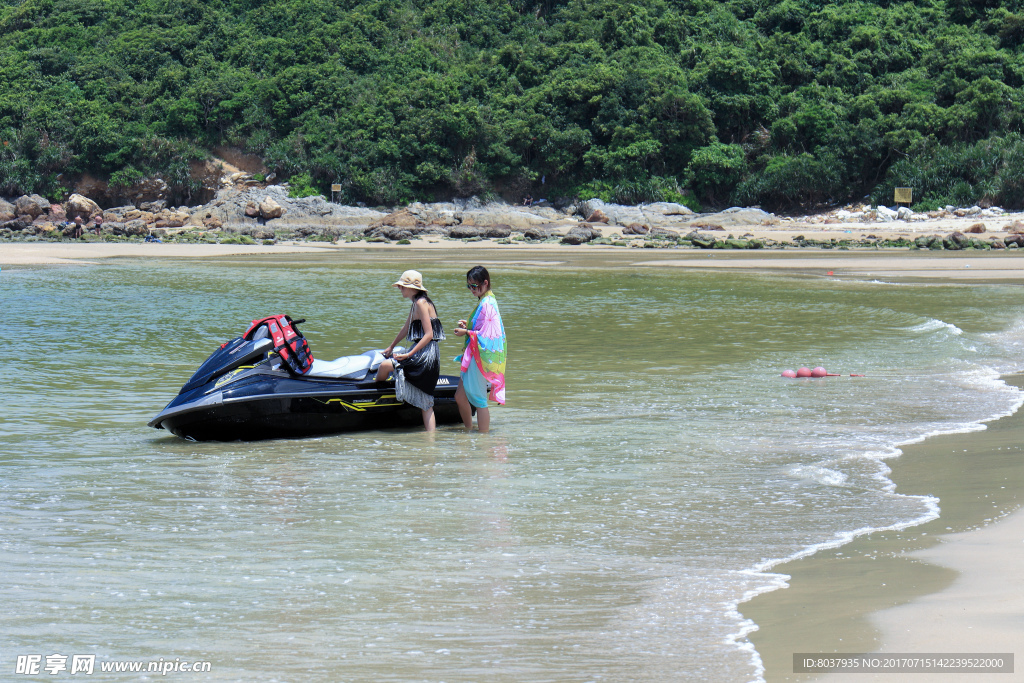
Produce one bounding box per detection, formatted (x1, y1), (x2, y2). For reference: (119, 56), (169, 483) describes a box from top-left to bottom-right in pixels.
(149, 318), (461, 441)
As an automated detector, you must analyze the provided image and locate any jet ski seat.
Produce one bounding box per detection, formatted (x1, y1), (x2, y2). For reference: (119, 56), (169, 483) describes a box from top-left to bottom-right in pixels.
(307, 349), (387, 380)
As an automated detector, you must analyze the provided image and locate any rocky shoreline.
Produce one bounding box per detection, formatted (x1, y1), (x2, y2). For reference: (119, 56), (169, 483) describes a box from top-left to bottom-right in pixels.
(3, 185), (1024, 251)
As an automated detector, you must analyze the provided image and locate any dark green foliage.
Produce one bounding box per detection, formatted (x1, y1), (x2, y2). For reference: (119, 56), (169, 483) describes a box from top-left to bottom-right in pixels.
(0, 0), (1022, 208)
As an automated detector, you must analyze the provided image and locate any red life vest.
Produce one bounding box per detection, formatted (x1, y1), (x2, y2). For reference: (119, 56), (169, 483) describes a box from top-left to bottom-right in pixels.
(243, 315), (314, 375)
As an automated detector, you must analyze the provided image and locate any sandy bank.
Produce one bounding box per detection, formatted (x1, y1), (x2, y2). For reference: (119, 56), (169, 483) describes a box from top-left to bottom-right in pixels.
(744, 375), (1024, 682)
(823, 507), (1024, 683)
(0, 241), (333, 265)
(4, 241), (1024, 284)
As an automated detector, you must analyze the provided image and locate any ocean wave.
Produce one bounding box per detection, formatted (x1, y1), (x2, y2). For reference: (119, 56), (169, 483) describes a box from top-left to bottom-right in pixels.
(910, 318), (963, 335)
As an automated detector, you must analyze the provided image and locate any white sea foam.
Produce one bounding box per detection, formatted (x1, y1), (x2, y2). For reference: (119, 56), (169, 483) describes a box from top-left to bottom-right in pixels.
(786, 465), (848, 486)
(911, 317), (963, 335)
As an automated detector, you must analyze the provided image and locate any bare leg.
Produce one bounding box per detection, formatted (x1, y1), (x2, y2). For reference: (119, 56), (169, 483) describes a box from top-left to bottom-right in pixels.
(375, 360), (393, 382)
(477, 407), (490, 433)
(422, 407), (436, 431)
(455, 382), (473, 430)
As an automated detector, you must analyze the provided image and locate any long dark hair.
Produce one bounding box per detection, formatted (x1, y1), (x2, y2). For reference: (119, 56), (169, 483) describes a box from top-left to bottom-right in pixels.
(466, 265), (490, 289)
(412, 289), (437, 316)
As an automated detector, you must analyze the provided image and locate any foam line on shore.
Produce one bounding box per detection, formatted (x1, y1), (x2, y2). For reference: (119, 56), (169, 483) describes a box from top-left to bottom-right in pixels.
(725, 369), (1024, 683)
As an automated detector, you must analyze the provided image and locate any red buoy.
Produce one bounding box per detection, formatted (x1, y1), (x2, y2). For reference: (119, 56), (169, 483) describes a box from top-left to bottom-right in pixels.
(781, 369), (797, 378)
(796, 367), (812, 377)
(811, 366), (827, 378)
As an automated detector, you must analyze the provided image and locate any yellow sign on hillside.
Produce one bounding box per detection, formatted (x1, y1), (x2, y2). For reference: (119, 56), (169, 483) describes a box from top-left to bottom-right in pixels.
(331, 184), (342, 192)
(894, 187), (913, 203)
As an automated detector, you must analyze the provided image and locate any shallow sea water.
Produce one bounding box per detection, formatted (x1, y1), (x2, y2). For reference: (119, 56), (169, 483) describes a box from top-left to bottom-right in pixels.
(3, 256), (1024, 681)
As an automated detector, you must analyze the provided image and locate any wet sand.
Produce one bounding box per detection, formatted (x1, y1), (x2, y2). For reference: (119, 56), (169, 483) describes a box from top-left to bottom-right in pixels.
(4, 242), (1024, 285)
(743, 376), (1024, 682)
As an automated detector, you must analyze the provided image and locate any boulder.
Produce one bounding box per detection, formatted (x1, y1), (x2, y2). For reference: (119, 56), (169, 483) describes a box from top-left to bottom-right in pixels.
(965, 223), (986, 233)
(947, 231), (970, 250)
(587, 208), (610, 224)
(449, 225), (486, 239)
(561, 224), (601, 245)
(202, 216), (223, 229)
(367, 209), (422, 232)
(113, 219), (149, 236)
(1004, 233), (1024, 247)
(623, 223), (650, 235)
(2, 217), (33, 232)
(124, 210), (156, 223)
(259, 197), (285, 219)
(252, 227), (276, 240)
(523, 226), (554, 240)
(154, 218), (185, 229)
(65, 193), (102, 220)
(15, 194), (50, 218)
(896, 206), (913, 220)
(49, 203), (66, 221)
(140, 200), (167, 212)
(244, 201), (260, 218)
(642, 202), (694, 216)
(484, 224), (512, 238)
(876, 206), (897, 221)
(684, 230), (717, 249)
(0, 199), (15, 222)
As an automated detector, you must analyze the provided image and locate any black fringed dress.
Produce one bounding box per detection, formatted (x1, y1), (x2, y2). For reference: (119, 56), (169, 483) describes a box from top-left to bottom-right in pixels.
(394, 317), (445, 410)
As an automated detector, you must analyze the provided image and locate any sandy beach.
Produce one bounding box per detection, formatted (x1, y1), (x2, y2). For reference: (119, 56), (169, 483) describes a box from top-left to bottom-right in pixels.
(4, 239), (1024, 284)
(4, 239), (1022, 681)
(742, 369), (1024, 682)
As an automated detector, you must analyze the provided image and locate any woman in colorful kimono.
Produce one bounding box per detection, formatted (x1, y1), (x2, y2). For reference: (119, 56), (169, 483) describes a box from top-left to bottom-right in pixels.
(376, 270), (445, 431)
(453, 266), (506, 432)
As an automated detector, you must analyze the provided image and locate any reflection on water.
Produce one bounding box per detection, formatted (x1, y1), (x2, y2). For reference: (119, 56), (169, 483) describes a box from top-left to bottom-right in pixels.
(2, 257), (1023, 681)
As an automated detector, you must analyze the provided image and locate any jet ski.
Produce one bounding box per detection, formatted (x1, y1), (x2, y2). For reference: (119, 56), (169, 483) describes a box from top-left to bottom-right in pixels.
(148, 317), (461, 441)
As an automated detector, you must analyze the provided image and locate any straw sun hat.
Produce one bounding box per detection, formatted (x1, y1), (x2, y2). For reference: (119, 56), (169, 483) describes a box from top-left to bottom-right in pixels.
(393, 270), (428, 292)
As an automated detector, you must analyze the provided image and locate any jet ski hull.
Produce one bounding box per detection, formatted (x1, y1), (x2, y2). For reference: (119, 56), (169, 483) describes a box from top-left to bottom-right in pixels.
(153, 389), (462, 441)
(149, 341), (464, 441)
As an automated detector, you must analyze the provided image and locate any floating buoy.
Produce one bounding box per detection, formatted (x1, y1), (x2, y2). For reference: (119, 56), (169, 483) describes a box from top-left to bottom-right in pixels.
(811, 366), (827, 377)
(781, 369), (797, 378)
(796, 367), (812, 377)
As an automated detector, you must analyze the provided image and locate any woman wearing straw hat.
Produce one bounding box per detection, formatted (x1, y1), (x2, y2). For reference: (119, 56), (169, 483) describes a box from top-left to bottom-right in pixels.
(375, 270), (445, 430)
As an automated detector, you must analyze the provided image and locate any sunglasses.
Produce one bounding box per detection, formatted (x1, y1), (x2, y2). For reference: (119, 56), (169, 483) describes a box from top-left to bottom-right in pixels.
(466, 282), (483, 290)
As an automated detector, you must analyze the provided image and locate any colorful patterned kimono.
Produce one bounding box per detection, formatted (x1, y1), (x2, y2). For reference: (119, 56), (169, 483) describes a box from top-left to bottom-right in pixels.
(457, 292), (506, 405)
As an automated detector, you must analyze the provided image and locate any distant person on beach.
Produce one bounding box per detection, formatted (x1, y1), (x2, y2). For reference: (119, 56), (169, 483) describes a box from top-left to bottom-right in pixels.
(454, 265), (506, 432)
(72, 216), (83, 239)
(93, 215), (102, 235)
(376, 270), (445, 431)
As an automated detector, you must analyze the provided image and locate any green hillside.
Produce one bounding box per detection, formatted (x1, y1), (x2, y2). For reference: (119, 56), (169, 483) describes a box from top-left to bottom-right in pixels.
(1, 0), (1023, 210)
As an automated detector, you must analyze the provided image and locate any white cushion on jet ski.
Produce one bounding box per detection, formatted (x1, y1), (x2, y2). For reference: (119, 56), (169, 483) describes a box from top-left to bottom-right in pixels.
(307, 350), (386, 379)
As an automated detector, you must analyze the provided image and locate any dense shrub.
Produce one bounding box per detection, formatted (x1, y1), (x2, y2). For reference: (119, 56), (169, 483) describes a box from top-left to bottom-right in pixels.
(0, 0), (1022, 209)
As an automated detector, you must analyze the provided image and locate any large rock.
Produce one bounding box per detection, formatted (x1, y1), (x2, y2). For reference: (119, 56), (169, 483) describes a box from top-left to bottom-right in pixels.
(523, 226), (555, 240)
(684, 231), (718, 249)
(691, 207), (777, 229)
(367, 209), (422, 231)
(112, 219), (149, 236)
(0, 199), (15, 222)
(561, 224), (601, 245)
(65, 194), (102, 220)
(642, 202), (694, 217)
(259, 197), (285, 219)
(15, 194), (50, 218)
(2, 217), (33, 232)
(457, 203), (551, 229)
